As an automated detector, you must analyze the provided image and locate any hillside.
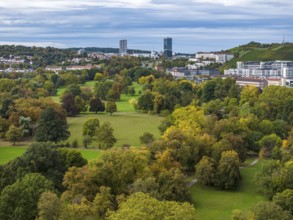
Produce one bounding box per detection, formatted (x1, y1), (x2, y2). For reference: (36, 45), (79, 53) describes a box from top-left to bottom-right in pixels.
(220, 42), (293, 71)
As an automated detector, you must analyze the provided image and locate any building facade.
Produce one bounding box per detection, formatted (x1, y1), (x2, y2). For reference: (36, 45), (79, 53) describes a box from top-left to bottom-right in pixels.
(225, 61), (293, 79)
(164, 38), (172, 58)
(119, 40), (127, 55)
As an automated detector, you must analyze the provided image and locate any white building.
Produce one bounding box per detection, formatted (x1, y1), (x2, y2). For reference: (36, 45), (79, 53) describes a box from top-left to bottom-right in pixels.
(195, 52), (234, 63)
(225, 61), (293, 79)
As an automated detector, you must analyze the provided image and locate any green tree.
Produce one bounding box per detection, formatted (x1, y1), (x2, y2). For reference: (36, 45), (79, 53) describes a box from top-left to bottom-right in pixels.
(139, 132), (155, 145)
(0, 117), (10, 138)
(216, 150), (241, 189)
(37, 191), (61, 220)
(82, 118), (100, 138)
(89, 98), (105, 113)
(108, 192), (196, 220)
(96, 122), (117, 149)
(272, 189), (293, 214)
(258, 134), (282, 159)
(106, 100), (117, 115)
(35, 107), (70, 143)
(6, 125), (22, 145)
(250, 201), (292, 220)
(0, 173), (54, 220)
(196, 156), (216, 187)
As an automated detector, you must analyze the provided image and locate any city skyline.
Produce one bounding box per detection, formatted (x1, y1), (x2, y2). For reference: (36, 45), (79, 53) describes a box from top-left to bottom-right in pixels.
(0, 0), (292, 53)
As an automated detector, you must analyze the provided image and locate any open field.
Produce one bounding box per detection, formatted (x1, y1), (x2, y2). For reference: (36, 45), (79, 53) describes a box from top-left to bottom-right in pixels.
(189, 160), (266, 220)
(0, 146), (102, 165)
(67, 112), (163, 147)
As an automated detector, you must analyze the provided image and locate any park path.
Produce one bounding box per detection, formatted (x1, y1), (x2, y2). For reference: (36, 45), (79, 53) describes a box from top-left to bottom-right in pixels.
(187, 157), (259, 188)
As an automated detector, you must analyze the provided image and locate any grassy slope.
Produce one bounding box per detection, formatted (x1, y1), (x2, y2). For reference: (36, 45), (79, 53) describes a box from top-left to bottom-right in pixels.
(190, 160), (266, 220)
(221, 43), (293, 71)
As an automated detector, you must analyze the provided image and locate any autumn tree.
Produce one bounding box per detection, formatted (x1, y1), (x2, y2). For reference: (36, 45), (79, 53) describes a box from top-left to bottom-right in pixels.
(37, 191), (61, 220)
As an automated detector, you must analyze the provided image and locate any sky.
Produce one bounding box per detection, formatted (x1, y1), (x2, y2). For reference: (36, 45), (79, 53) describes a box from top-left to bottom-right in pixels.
(0, 0), (292, 53)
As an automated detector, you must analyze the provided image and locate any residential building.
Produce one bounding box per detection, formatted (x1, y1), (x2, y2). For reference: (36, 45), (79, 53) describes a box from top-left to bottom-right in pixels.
(164, 37), (172, 58)
(119, 39), (127, 55)
(225, 61), (293, 79)
(195, 52), (234, 63)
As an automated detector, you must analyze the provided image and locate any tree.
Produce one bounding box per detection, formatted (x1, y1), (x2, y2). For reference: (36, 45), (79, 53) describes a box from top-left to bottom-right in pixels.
(106, 100), (117, 115)
(35, 107), (70, 143)
(19, 116), (32, 137)
(258, 134), (282, 159)
(96, 122), (117, 149)
(82, 118), (100, 138)
(37, 191), (61, 220)
(108, 192), (196, 220)
(196, 156), (217, 187)
(92, 186), (114, 219)
(139, 132), (155, 145)
(89, 98), (105, 113)
(250, 201), (292, 220)
(61, 92), (79, 116)
(216, 150), (241, 189)
(0, 117), (10, 138)
(6, 125), (22, 145)
(0, 173), (54, 220)
(272, 189), (293, 214)
(75, 96), (87, 113)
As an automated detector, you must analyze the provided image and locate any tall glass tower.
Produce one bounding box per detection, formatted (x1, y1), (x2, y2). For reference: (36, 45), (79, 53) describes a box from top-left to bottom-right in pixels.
(164, 37), (172, 58)
(119, 39), (127, 55)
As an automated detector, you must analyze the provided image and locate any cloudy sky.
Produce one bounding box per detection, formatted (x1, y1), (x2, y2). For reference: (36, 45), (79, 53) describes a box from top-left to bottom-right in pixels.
(0, 0), (292, 53)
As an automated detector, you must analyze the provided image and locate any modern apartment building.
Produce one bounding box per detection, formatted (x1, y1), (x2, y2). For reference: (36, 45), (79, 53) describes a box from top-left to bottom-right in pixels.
(119, 39), (127, 55)
(225, 61), (293, 78)
(164, 38), (172, 58)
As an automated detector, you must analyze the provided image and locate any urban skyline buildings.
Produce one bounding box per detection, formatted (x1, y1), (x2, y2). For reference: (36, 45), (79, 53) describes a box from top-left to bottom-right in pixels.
(164, 38), (173, 58)
(119, 39), (127, 55)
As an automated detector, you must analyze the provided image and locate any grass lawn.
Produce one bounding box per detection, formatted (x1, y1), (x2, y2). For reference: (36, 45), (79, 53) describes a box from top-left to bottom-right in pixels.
(0, 146), (102, 165)
(189, 160), (266, 220)
(67, 112), (163, 147)
(0, 147), (27, 164)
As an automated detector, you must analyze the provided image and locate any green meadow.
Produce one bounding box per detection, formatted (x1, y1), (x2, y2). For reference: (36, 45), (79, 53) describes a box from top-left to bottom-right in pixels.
(0, 146), (101, 165)
(67, 112), (163, 147)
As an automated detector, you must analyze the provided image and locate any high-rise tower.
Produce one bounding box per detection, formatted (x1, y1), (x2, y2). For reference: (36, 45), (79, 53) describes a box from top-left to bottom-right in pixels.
(164, 37), (172, 58)
(119, 39), (127, 55)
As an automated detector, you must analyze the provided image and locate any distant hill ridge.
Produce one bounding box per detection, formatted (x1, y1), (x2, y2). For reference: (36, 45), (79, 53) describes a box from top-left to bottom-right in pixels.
(69, 47), (151, 54)
(221, 41), (293, 71)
